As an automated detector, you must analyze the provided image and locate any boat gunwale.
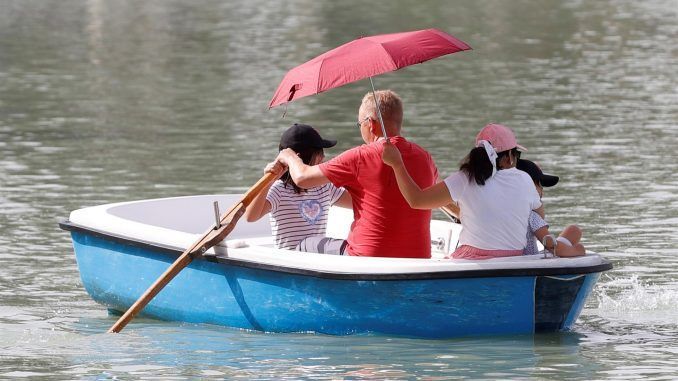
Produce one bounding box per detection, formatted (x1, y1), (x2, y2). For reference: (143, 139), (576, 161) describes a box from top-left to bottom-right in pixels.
(59, 220), (613, 281)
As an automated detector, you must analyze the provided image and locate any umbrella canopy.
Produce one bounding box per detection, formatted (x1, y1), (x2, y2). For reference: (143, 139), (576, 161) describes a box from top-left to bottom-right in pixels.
(269, 28), (471, 108)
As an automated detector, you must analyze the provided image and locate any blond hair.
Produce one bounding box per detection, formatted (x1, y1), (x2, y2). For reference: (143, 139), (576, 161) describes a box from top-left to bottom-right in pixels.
(360, 90), (403, 133)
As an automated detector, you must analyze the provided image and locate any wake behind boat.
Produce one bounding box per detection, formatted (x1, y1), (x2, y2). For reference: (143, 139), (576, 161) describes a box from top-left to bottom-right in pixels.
(60, 194), (612, 338)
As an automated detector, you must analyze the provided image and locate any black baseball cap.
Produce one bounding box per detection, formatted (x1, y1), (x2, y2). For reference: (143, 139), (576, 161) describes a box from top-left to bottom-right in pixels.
(279, 123), (337, 151)
(517, 159), (559, 187)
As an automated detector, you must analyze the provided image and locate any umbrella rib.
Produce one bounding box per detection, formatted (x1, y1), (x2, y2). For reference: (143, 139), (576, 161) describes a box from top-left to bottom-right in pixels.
(316, 58), (327, 95)
(377, 43), (398, 74)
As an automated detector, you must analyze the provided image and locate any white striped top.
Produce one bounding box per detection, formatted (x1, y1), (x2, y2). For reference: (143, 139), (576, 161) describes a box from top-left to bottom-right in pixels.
(266, 180), (345, 250)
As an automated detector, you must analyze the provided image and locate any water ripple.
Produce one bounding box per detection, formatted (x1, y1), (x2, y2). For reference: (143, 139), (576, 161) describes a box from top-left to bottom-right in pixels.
(0, 0), (677, 379)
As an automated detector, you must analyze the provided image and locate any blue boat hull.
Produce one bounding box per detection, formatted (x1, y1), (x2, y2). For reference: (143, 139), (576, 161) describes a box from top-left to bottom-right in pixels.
(70, 231), (602, 338)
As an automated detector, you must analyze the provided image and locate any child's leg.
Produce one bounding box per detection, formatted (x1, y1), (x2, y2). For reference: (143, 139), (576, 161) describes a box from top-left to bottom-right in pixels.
(556, 242), (586, 257)
(558, 224), (582, 246)
(554, 225), (585, 257)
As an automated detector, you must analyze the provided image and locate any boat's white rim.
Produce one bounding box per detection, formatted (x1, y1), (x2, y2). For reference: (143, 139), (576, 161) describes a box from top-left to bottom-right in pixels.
(66, 195), (611, 275)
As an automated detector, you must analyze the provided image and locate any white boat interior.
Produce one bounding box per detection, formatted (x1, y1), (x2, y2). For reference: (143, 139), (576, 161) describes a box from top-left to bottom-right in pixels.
(67, 194), (608, 275)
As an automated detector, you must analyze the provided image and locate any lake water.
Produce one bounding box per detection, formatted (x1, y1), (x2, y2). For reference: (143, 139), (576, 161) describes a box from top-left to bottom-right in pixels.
(1, 0), (677, 379)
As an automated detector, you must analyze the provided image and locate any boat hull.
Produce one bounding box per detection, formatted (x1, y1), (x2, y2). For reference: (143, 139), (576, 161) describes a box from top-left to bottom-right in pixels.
(71, 230), (602, 338)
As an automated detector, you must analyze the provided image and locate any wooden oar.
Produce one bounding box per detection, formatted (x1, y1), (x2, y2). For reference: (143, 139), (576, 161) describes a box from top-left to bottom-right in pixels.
(107, 172), (276, 333)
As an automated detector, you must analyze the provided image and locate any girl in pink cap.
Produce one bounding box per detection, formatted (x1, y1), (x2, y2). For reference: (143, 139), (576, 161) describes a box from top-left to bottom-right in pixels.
(382, 123), (543, 259)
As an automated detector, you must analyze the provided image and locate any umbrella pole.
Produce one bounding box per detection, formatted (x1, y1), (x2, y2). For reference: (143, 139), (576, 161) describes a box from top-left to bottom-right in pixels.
(369, 77), (388, 139)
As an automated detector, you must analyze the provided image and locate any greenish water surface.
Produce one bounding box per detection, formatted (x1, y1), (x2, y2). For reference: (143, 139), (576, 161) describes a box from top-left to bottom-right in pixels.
(1, 0), (677, 379)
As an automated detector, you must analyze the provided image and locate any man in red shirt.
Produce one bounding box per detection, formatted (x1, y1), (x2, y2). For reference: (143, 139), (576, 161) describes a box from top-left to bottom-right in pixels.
(275, 90), (438, 258)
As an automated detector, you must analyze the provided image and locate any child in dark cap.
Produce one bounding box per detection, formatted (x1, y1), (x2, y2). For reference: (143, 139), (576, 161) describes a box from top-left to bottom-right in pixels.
(245, 124), (352, 252)
(517, 159), (585, 257)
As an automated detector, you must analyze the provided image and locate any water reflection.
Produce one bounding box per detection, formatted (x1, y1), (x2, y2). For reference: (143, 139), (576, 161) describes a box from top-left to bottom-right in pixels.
(58, 325), (593, 380)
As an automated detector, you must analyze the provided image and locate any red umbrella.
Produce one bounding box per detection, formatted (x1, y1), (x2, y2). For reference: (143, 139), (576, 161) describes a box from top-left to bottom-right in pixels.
(269, 28), (471, 136)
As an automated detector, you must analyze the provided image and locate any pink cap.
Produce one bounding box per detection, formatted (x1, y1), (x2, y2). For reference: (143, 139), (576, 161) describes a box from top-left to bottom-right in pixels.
(475, 123), (527, 152)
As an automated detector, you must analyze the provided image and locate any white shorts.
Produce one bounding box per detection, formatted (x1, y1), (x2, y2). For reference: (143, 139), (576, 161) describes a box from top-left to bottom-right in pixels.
(556, 236), (573, 246)
(296, 236), (347, 255)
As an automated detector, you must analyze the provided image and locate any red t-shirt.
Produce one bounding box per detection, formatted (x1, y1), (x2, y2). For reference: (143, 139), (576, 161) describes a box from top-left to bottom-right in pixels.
(319, 136), (438, 258)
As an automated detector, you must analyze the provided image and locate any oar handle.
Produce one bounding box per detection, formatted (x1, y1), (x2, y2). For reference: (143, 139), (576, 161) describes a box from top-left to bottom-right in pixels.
(107, 172), (276, 333)
(241, 172), (278, 206)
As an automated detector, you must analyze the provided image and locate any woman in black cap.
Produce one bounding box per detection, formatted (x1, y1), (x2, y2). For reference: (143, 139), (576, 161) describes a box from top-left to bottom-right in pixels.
(244, 124), (352, 252)
(517, 159), (585, 257)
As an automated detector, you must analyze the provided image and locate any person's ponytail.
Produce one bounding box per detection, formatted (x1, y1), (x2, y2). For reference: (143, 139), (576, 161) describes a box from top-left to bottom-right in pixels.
(459, 147), (494, 185)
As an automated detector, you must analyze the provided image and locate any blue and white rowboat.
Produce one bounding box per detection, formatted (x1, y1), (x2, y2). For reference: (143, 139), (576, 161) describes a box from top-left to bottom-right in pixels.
(60, 194), (612, 338)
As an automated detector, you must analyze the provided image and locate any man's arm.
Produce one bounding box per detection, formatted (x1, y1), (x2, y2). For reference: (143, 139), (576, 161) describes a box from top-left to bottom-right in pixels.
(277, 148), (331, 189)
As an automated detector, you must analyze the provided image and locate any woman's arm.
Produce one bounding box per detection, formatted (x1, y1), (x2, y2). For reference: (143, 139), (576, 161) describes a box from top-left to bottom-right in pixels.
(382, 141), (452, 209)
(244, 161), (282, 222)
(440, 202), (460, 221)
(244, 188), (272, 222)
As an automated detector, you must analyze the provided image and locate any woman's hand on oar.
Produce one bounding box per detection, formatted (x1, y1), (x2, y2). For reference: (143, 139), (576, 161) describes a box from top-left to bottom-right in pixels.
(264, 159), (287, 177)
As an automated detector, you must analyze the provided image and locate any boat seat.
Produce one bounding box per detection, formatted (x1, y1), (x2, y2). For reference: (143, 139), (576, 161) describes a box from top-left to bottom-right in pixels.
(217, 219), (461, 260)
